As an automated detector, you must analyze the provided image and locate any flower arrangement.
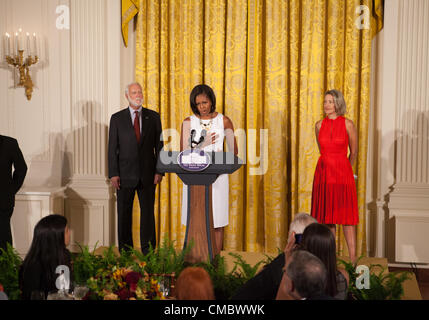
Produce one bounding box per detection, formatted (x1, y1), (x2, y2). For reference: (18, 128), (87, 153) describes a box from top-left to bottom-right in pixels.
(85, 262), (165, 300)
(72, 237), (189, 299)
(72, 238), (272, 300)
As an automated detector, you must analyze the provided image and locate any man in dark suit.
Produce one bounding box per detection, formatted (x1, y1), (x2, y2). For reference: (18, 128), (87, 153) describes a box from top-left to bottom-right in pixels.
(0, 135), (27, 252)
(108, 82), (163, 254)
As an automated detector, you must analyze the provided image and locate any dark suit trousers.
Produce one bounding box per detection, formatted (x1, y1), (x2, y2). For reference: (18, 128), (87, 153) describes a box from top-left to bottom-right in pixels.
(116, 183), (156, 254)
(0, 207), (14, 252)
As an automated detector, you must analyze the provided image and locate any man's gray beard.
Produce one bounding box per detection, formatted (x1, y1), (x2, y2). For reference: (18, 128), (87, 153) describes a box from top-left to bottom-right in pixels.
(129, 99), (142, 108)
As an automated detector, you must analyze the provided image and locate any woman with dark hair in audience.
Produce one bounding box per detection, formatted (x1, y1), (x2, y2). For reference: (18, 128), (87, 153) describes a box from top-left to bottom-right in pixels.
(19, 214), (72, 300)
(300, 223), (349, 299)
(278, 222), (349, 300)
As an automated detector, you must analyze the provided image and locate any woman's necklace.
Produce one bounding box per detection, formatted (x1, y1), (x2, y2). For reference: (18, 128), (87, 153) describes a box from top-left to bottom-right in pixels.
(199, 117), (213, 131)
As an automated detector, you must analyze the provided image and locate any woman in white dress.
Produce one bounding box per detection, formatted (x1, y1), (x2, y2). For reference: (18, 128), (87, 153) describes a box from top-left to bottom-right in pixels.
(180, 84), (238, 256)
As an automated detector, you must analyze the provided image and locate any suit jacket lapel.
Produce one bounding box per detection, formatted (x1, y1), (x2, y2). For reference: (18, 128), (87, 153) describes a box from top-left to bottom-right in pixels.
(121, 108), (139, 145)
(140, 108), (149, 146)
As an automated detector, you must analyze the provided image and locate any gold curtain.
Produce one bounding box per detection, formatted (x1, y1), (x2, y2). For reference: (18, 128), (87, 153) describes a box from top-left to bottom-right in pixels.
(121, 0), (139, 47)
(129, 0), (383, 257)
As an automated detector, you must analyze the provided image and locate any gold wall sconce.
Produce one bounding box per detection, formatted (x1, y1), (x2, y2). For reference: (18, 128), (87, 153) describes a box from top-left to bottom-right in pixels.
(4, 29), (39, 100)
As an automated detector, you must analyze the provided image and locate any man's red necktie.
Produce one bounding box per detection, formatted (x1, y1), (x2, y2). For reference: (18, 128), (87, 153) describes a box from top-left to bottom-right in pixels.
(134, 111), (140, 143)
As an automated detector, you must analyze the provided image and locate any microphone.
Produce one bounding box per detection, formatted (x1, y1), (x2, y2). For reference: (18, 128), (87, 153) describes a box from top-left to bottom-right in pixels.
(197, 129), (206, 145)
(189, 129), (196, 148)
(190, 129), (206, 148)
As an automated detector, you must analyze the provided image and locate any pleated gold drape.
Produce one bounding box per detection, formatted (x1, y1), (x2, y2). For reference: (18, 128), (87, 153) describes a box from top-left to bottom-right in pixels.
(126, 0), (383, 257)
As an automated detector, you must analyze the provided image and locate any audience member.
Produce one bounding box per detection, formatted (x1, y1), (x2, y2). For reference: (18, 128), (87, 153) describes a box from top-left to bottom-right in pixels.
(175, 267), (215, 300)
(277, 222), (349, 300)
(19, 214), (72, 300)
(300, 223), (349, 299)
(231, 213), (317, 300)
(282, 250), (334, 300)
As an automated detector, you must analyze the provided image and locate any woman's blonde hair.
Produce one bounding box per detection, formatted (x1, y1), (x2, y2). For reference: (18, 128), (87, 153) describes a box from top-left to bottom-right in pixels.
(325, 89), (347, 116)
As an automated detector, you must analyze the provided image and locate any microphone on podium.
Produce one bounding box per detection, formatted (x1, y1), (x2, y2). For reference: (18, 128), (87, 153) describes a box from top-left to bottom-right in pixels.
(189, 129), (196, 149)
(197, 129), (207, 145)
(190, 129), (206, 148)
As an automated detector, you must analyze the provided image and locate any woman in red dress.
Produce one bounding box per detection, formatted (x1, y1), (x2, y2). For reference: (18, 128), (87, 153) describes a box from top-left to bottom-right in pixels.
(311, 89), (358, 262)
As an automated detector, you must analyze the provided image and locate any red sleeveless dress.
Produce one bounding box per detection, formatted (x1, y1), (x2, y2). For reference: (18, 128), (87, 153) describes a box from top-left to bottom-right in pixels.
(311, 116), (359, 225)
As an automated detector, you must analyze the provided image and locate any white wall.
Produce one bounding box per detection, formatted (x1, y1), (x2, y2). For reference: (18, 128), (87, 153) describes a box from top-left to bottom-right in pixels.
(367, 0), (429, 266)
(1, 0), (127, 254)
(0, 0), (71, 187)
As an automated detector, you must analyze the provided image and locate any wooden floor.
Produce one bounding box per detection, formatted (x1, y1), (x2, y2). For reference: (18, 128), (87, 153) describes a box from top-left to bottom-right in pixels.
(390, 266), (429, 300)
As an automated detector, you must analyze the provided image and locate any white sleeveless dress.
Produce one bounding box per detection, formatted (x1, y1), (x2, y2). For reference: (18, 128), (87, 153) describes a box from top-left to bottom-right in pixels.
(181, 113), (229, 228)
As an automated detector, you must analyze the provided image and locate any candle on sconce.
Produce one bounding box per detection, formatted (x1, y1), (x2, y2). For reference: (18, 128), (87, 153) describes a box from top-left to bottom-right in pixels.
(18, 33), (24, 51)
(33, 33), (37, 57)
(14, 32), (18, 55)
(4, 33), (10, 56)
(26, 32), (30, 55)
(17, 28), (22, 51)
(18, 28), (24, 50)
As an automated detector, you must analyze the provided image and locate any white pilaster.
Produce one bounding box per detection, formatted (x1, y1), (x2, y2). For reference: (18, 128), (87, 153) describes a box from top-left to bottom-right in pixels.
(372, 0), (429, 263)
(66, 0), (120, 251)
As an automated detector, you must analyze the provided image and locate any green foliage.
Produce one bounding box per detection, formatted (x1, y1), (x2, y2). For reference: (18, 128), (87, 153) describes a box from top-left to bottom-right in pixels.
(117, 247), (139, 268)
(195, 254), (245, 300)
(195, 252), (270, 300)
(132, 237), (192, 276)
(72, 236), (192, 287)
(72, 244), (105, 285)
(0, 243), (23, 300)
(228, 252), (267, 280)
(338, 257), (412, 300)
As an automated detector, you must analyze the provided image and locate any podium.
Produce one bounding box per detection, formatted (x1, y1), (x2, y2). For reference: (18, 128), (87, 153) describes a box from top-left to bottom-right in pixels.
(156, 151), (242, 263)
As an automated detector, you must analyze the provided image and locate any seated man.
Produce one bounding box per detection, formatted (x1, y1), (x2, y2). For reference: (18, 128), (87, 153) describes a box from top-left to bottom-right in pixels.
(281, 249), (335, 300)
(230, 213), (317, 300)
